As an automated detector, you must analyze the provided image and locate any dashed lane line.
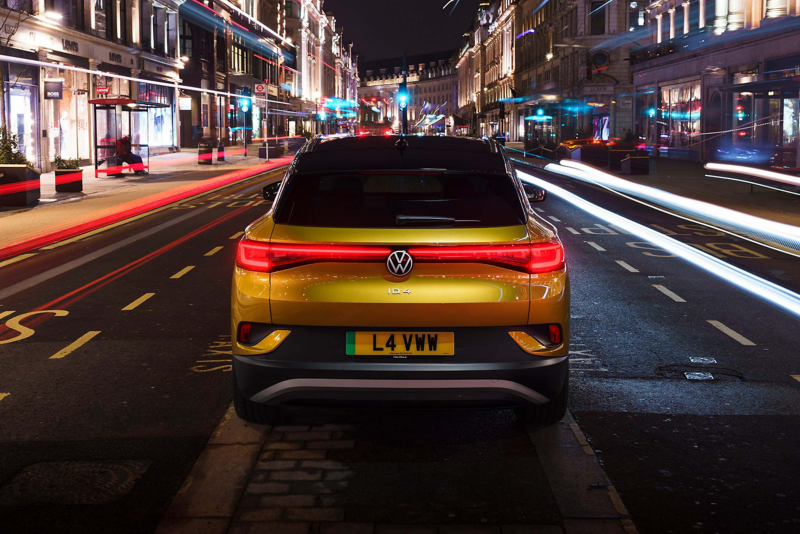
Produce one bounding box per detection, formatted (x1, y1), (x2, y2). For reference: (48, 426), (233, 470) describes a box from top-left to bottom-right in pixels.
(205, 246), (224, 257)
(652, 284), (686, 303)
(586, 241), (606, 252)
(548, 216), (561, 222)
(707, 320), (756, 346)
(565, 227), (581, 234)
(50, 331), (102, 360)
(229, 231), (245, 240)
(615, 260), (639, 273)
(171, 266), (195, 279)
(122, 293), (155, 311)
(534, 207), (545, 213)
(0, 253), (37, 269)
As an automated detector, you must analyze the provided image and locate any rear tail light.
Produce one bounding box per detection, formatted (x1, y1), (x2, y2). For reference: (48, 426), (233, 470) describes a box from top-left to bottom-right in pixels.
(238, 322), (252, 343)
(236, 240), (565, 275)
(548, 324), (561, 344)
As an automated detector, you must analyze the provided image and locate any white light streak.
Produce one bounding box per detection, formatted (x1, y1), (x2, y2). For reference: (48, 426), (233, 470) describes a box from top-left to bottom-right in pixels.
(705, 162), (800, 188)
(516, 169), (800, 319)
(551, 160), (800, 258)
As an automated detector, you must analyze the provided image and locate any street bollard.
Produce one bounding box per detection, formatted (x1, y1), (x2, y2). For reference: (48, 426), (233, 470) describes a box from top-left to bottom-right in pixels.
(217, 139), (225, 162)
(198, 138), (213, 165)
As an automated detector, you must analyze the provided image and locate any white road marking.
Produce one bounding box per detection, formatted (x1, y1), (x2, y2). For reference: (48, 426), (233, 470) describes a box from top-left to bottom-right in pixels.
(615, 260), (639, 273)
(707, 320), (756, 346)
(548, 216), (561, 222)
(586, 242), (606, 252)
(565, 227), (581, 234)
(690, 357), (717, 364)
(0, 253), (37, 269)
(229, 231), (245, 240)
(122, 293), (155, 311)
(535, 207), (545, 213)
(50, 331), (101, 359)
(171, 266), (195, 279)
(685, 372), (714, 380)
(652, 284), (686, 302)
(205, 246), (224, 257)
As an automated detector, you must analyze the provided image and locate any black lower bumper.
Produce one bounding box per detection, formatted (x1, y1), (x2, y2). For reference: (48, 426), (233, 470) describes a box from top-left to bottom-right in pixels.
(234, 325), (568, 408)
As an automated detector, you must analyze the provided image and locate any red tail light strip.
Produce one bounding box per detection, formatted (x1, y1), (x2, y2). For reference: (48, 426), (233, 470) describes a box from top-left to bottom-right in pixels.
(236, 240), (564, 274)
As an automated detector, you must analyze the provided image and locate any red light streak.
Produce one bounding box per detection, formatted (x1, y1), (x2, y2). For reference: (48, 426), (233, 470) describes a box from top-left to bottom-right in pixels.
(0, 158), (292, 262)
(309, 53), (336, 72)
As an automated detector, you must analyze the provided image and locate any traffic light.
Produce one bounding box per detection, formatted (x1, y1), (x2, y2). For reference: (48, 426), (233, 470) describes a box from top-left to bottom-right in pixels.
(239, 96), (250, 113)
(398, 88), (408, 110)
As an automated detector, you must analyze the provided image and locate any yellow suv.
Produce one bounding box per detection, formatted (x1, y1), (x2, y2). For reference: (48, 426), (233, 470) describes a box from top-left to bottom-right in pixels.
(232, 136), (569, 425)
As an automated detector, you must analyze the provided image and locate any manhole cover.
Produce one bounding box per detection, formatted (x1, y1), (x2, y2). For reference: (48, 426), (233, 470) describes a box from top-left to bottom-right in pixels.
(0, 460), (150, 505)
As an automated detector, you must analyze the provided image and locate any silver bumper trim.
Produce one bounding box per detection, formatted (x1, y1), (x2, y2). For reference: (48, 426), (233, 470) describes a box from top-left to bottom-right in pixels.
(250, 378), (550, 404)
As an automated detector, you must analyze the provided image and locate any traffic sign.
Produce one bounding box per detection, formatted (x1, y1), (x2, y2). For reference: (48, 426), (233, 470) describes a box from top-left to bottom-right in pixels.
(255, 83), (266, 94)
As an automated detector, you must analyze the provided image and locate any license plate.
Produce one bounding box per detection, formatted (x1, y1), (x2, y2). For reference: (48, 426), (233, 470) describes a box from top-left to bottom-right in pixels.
(346, 331), (454, 356)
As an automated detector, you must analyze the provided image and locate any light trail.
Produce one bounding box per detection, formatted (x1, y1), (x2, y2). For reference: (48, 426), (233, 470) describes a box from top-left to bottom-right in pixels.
(544, 160), (800, 258)
(516, 169), (800, 319)
(705, 163), (800, 188)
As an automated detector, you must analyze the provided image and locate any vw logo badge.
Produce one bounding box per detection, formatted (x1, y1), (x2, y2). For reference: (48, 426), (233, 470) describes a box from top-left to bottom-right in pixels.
(386, 250), (413, 277)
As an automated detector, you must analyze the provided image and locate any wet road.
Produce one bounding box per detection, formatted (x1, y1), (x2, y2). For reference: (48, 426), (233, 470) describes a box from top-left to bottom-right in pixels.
(0, 161), (799, 533)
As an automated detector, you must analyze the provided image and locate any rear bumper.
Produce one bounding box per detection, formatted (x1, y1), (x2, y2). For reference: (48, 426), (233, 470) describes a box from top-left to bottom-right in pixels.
(234, 325), (568, 407)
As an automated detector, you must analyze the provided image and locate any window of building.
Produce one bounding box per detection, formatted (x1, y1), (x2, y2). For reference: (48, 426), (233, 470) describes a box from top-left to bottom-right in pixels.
(590, 1), (606, 35)
(47, 0), (83, 30)
(180, 20), (193, 58)
(286, 0), (292, 17)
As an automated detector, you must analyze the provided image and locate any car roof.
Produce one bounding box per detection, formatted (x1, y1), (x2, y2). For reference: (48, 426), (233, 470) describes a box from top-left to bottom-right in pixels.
(293, 135), (510, 174)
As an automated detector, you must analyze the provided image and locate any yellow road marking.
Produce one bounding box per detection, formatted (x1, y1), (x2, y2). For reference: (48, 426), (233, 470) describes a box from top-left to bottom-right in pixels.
(607, 486), (630, 516)
(707, 320), (756, 346)
(615, 260), (639, 273)
(0, 310), (69, 345)
(50, 331), (101, 359)
(206, 202), (223, 209)
(0, 393), (9, 402)
(205, 246), (224, 257)
(39, 167), (286, 250)
(791, 375), (800, 383)
(0, 253), (37, 269)
(229, 231), (245, 240)
(122, 293), (156, 311)
(652, 284), (686, 303)
(0, 310), (15, 321)
(171, 266), (195, 279)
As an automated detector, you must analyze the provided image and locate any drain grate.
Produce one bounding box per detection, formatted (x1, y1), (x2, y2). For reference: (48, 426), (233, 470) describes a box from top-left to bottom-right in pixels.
(0, 460), (150, 506)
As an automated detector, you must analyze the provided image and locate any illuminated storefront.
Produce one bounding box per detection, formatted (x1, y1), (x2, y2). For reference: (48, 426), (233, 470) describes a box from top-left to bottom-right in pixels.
(2, 58), (39, 168)
(44, 65), (91, 164)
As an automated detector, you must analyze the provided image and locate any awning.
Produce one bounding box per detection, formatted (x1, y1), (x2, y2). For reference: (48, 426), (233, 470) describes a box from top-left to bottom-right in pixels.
(716, 77), (800, 94)
(451, 114), (467, 127)
(89, 98), (169, 109)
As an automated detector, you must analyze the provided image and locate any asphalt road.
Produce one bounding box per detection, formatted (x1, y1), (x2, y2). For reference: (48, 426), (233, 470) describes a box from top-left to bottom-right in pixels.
(1, 161), (799, 533)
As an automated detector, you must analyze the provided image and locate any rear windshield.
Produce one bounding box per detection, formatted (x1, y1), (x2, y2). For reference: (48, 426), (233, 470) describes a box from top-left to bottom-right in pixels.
(273, 172), (525, 228)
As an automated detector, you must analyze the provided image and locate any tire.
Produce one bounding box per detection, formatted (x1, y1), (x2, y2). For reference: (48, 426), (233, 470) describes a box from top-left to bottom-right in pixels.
(232, 370), (287, 425)
(515, 372), (569, 427)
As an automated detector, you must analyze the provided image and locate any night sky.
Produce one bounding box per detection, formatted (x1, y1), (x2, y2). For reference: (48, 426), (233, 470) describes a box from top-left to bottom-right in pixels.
(323, 0), (486, 61)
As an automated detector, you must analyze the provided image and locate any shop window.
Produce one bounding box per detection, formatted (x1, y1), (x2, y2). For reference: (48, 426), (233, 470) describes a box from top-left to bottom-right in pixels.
(45, 67), (90, 163)
(3, 61), (39, 168)
(591, 1), (606, 34)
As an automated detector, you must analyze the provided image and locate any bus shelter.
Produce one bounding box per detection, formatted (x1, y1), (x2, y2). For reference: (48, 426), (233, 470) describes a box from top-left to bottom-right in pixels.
(90, 98), (168, 177)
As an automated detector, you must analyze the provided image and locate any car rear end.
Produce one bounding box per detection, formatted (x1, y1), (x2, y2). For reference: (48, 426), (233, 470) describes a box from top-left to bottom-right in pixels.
(231, 136), (569, 424)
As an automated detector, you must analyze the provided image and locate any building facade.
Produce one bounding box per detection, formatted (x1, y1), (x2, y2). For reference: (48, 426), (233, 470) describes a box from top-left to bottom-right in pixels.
(514, 0), (635, 145)
(359, 51), (458, 134)
(631, 0), (800, 164)
(1, 0), (183, 171)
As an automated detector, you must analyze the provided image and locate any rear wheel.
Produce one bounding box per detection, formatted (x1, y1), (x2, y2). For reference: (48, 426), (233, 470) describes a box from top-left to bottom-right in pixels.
(515, 373), (568, 426)
(232, 370), (287, 425)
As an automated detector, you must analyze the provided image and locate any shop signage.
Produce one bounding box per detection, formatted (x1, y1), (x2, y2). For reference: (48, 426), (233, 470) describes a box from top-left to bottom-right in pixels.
(109, 52), (123, 64)
(268, 85), (278, 96)
(95, 86), (110, 94)
(619, 98), (632, 109)
(44, 79), (63, 100)
(61, 39), (79, 53)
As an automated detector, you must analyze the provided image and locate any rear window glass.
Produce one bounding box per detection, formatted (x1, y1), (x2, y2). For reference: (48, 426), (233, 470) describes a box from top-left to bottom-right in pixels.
(273, 172), (525, 228)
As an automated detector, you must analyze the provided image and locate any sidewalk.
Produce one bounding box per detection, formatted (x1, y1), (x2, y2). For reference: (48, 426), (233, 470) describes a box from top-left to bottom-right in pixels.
(0, 146), (292, 259)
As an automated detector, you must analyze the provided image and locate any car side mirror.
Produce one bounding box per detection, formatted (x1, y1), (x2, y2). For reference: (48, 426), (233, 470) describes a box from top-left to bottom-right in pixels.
(524, 183), (546, 203)
(263, 181), (282, 201)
